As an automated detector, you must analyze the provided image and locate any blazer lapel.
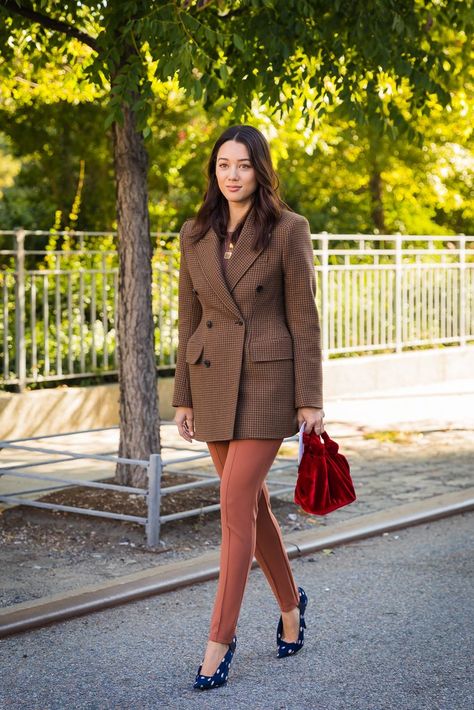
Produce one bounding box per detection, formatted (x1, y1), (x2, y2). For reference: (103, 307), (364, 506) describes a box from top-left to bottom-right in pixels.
(193, 208), (265, 318)
(225, 208), (265, 292)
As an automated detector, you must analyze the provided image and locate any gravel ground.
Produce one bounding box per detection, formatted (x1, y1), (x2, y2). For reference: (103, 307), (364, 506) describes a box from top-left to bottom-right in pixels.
(1, 511), (472, 710)
(1, 427), (473, 608)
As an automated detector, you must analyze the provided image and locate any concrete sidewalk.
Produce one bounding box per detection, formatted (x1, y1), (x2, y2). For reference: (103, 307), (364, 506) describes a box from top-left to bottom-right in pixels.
(327, 377), (474, 432)
(1, 377), (473, 615)
(1, 378), (473, 508)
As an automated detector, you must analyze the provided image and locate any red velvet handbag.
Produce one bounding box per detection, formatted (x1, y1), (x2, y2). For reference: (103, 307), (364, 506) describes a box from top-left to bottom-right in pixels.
(294, 430), (356, 515)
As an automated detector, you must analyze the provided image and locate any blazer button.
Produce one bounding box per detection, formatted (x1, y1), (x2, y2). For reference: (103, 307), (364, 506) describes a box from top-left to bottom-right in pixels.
(256, 285), (263, 292)
(234, 320), (243, 326)
(206, 320), (213, 328)
(203, 359), (211, 367)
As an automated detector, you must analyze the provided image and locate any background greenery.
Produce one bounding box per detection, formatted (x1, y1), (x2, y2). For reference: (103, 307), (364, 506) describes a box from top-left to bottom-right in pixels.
(0, 74), (472, 238)
(0, 1), (472, 391)
(0, 3), (472, 244)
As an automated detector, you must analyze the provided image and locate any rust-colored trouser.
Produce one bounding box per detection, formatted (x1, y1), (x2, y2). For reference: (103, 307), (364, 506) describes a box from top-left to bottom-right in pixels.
(206, 439), (300, 644)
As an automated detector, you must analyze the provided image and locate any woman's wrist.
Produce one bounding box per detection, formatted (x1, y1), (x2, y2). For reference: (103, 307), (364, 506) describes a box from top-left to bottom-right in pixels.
(297, 406), (324, 415)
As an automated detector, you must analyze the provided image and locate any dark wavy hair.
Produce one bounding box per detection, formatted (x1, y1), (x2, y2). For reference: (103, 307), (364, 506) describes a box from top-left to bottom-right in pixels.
(188, 125), (290, 251)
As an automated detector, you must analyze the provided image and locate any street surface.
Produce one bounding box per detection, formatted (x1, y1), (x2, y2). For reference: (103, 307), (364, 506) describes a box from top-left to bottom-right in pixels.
(1, 512), (472, 710)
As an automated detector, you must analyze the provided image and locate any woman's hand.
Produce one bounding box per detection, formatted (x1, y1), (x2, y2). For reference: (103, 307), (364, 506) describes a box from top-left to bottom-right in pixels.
(174, 406), (195, 442)
(297, 407), (325, 436)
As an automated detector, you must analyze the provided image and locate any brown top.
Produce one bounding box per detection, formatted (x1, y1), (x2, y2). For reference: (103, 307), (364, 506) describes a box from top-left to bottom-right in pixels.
(220, 230), (238, 276)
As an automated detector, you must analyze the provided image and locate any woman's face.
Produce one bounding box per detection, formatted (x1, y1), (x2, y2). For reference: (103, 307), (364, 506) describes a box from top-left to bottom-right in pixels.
(215, 140), (258, 207)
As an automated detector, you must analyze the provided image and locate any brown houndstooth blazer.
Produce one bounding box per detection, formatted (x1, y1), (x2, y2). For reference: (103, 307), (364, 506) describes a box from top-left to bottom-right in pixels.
(172, 207), (323, 441)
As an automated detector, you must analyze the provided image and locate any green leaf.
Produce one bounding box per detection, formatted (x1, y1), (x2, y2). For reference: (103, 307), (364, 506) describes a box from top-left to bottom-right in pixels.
(219, 64), (229, 83)
(193, 78), (203, 100)
(233, 33), (245, 52)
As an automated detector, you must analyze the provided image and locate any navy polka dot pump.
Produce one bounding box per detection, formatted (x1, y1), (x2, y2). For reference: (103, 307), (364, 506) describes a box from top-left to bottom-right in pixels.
(193, 635), (237, 690)
(276, 586), (308, 659)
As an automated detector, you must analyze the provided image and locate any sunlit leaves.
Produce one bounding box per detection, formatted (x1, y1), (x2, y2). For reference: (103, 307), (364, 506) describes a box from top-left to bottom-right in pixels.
(2, 0), (472, 137)
(0, 0), (472, 237)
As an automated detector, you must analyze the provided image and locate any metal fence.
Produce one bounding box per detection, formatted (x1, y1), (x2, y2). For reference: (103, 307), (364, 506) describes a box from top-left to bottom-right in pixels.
(1, 228), (473, 388)
(0, 425), (298, 547)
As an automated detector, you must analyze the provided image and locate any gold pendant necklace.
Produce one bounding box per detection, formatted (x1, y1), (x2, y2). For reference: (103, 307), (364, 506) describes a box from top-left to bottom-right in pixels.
(223, 231), (235, 259)
(224, 242), (234, 259)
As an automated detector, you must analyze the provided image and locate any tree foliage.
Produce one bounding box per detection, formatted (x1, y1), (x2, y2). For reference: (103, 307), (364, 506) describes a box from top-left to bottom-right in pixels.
(1, 78), (472, 236)
(1, 1), (472, 135)
(0, 0), (472, 237)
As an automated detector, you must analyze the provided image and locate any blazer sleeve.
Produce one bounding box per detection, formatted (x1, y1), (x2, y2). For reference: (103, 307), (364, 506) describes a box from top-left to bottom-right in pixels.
(282, 214), (323, 409)
(171, 223), (202, 408)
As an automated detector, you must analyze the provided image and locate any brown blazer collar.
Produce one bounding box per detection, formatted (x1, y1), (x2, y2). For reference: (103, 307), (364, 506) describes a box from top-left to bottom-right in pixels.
(192, 208), (265, 318)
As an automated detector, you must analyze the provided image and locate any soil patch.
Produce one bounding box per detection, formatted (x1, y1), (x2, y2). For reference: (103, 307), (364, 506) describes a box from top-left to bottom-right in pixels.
(27, 470), (220, 520)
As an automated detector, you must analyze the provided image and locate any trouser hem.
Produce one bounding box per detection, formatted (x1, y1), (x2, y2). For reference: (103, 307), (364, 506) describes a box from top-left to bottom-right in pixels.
(208, 633), (235, 644)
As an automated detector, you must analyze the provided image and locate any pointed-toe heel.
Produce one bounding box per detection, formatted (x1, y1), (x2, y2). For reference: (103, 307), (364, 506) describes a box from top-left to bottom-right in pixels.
(276, 586), (308, 658)
(193, 635), (237, 690)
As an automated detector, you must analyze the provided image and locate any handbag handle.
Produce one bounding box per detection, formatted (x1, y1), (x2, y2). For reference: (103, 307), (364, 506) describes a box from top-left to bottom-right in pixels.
(303, 430), (340, 456)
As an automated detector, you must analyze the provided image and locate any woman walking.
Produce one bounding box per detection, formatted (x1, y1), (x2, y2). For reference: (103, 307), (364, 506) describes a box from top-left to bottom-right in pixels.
(172, 125), (324, 690)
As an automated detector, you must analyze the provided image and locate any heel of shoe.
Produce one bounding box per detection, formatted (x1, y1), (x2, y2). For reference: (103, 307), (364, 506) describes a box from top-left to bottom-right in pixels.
(193, 635), (237, 690)
(276, 587), (308, 659)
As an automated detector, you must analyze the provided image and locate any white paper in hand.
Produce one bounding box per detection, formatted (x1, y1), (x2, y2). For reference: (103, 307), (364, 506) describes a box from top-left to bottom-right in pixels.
(298, 421), (306, 465)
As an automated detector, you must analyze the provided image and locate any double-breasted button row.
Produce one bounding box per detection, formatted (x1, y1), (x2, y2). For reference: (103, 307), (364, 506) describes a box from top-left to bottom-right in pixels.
(206, 319), (242, 327)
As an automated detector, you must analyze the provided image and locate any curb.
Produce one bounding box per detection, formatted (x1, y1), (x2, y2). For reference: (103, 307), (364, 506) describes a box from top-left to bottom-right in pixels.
(1, 488), (473, 638)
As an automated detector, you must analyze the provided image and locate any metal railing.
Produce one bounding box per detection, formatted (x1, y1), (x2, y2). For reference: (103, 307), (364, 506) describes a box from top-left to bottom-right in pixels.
(1, 229), (473, 387)
(316, 234), (473, 355)
(0, 425), (298, 547)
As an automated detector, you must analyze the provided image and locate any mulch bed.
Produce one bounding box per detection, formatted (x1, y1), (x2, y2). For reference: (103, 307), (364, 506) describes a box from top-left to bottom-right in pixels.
(30, 471), (221, 519)
(0, 467), (306, 562)
(0, 470), (230, 554)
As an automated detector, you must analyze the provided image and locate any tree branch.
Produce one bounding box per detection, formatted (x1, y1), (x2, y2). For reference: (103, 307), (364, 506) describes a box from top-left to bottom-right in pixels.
(180, 0), (245, 17)
(181, 0), (215, 10)
(0, 0), (98, 52)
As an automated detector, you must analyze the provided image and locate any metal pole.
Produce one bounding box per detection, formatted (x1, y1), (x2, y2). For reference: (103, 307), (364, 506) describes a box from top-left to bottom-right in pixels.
(459, 235), (466, 347)
(320, 233), (329, 360)
(14, 227), (26, 392)
(146, 453), (162, 547)
(395, 234), (403, 353)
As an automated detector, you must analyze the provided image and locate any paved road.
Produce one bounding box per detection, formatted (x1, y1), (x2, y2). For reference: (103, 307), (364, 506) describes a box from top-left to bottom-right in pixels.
(1, 512), (473, 710)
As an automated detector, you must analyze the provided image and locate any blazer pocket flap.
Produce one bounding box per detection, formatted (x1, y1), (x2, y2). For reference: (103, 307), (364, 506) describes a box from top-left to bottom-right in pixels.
(185, 340), (204, 364)
(249, 338), (294, 362)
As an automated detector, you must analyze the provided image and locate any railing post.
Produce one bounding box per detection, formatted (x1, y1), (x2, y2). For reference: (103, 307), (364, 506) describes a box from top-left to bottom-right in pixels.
(320, 233), (329, 360)
(147, 453), (162, 547)
(14, 227), (26, 392)
(459, 235), (466, 347)
(395, 234), (403, 354)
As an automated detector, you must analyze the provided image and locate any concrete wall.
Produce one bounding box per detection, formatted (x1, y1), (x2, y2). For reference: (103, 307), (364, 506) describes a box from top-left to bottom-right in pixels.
(323, 345), (474, 399)
(0, 379), (176, 441)
(1, 346), (472, 440)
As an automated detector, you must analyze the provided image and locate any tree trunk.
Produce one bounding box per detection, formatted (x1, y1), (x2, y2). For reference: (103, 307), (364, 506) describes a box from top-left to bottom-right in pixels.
(112, 101), (160, 487)
(369, 167), (387, 235)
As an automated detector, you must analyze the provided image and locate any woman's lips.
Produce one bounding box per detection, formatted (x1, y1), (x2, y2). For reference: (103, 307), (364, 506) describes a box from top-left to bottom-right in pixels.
(226, 186), (241, 191)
